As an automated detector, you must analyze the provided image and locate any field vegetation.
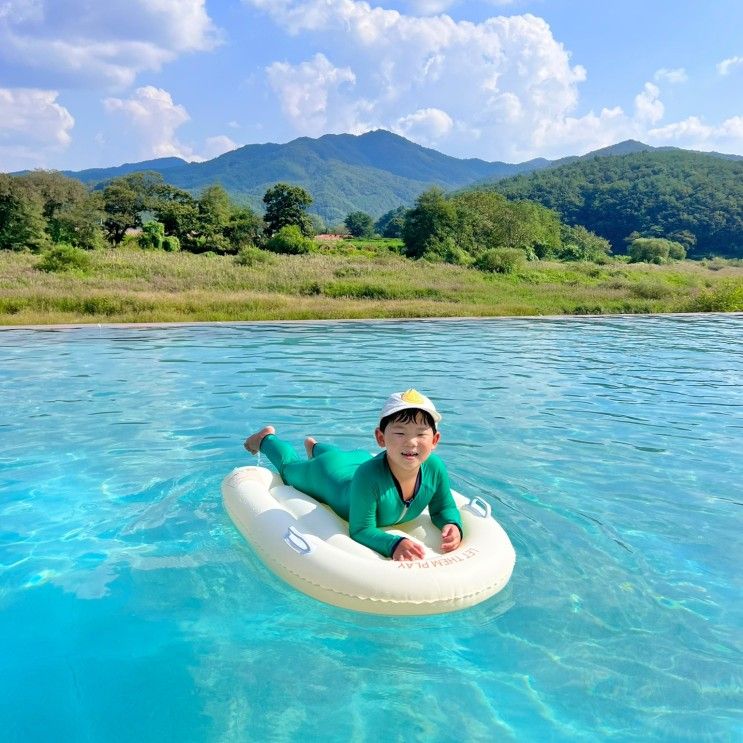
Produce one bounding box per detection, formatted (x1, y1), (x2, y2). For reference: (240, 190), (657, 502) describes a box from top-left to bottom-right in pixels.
(1, 168), (741, 325)
(1, 240), (740, 325)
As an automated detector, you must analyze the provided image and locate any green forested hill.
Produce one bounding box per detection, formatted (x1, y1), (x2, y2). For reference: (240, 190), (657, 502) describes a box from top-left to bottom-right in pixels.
(483, 150), (743, 257)
(62, 130), (543, 225)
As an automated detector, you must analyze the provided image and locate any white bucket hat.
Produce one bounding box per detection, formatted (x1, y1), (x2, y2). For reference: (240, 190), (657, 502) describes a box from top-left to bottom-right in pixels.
(379, 389), (442, 423)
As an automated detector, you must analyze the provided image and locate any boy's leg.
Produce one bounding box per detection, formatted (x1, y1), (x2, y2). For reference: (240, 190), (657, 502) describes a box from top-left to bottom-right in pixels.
(311, 442), (341, 457)
(260, 434), (332, 497)
(263, 438), (372, 519)
(259, 434), (301, 475)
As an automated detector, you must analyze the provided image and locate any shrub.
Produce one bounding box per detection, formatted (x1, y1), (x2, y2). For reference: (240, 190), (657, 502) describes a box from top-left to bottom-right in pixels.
(667, 242), (687, 261)
(37, 244), (92, 274)
(235, 245), (274, 266)
(420, 235), (470, 265)
(559, 225), (612, 262)
(475, 247), (526, 274)
(162, 235), (180, 252)
(266, 225), (315, 255)
(139, 221), (165, 250)
(687, 280), (743, 312)
(628, 237), (686, 264)
(631, 280), (674, 300)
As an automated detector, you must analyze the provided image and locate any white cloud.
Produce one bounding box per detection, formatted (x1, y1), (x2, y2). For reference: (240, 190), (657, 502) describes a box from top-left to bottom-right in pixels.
(394, 107), (454, 143)
(648, 115), (743, 153)
(0, 87), (74, 170)
(0, 0), (220, 89)
(203, 135), (239, 159)
(266, 53), (359, 136)
(717, 55), (743, 76)
(103, 87), (243, 162)
(247, 1), (591, 159)
(104, 86), (194, 160)
(532, 106), (627, 155)
(246, 1), (743, 159)
(634, 82), (663, 125)
(654, 67), (687, 84)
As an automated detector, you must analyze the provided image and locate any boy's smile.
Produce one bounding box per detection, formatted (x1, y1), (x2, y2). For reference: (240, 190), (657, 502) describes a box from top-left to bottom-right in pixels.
(375, 416), (440, 476)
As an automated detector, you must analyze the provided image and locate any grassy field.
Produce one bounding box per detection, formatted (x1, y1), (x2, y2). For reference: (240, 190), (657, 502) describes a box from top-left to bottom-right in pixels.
(1, 241), (742, 325)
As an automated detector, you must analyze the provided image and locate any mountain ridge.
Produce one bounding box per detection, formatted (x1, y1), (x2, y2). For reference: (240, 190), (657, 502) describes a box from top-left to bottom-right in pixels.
(45, 130), (742, 225)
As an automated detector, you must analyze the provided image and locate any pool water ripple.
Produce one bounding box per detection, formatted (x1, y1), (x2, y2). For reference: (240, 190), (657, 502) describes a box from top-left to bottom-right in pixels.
(0, 316), (741, 742)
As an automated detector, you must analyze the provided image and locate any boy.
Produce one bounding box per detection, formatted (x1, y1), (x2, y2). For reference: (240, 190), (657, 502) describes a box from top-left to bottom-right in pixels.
(243, 389), (463, 561)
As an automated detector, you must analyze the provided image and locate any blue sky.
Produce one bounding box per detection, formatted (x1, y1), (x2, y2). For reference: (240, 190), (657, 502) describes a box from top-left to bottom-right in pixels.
(1, 0), (741, 172)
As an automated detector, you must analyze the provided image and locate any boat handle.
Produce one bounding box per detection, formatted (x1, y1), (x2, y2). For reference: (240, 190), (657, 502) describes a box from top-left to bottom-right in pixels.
(464, 496), (491, 519)
(284, 526), (313, 556)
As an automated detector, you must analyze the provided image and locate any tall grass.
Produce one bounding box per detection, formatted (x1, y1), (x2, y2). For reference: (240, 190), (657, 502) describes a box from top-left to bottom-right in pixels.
(0, 246), (741, 325)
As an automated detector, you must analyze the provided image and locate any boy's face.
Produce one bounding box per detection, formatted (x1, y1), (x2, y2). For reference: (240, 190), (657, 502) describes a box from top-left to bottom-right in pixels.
(375, 413), (440, 475)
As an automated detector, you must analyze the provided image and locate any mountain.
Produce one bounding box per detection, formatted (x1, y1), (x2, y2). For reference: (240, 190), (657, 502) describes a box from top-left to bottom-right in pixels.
(58, 131), (742, 235)
(62, 130), (549, 225)
(479, 149), (743, 258)
(63, 157), (187, 182)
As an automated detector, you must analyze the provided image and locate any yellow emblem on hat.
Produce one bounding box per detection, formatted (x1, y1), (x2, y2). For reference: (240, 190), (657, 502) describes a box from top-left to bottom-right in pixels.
(401, 389), (425, 404)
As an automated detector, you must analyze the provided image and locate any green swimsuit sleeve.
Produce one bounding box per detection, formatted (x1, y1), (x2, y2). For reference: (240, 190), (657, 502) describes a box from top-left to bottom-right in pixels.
(348, 465), (401, 558)
(427, 457), (463, 536)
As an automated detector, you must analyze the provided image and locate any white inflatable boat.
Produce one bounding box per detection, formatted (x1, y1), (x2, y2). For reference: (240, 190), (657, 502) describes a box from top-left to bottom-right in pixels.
(222, 466), (515, 615)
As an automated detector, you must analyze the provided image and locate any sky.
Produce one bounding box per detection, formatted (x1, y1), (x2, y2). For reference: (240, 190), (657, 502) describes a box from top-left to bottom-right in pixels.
(1, 0), (742, 172)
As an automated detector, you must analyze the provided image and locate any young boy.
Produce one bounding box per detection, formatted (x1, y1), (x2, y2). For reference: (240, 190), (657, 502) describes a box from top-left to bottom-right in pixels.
(243, 389), (463, 561)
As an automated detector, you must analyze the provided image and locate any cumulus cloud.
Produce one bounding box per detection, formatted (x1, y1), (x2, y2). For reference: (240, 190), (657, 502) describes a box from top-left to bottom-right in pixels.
(203, 135), (239, 159)
(266, 53), (360, 136)
(247, 1), (592, 159)
(0, 87), (74, 170)
(648, 115), (743, 152)
(103, 86), (240, 162)
(0, 0), (220, 89)
(104, 86), (194, 160)
(717, 56), (743, 76)
(634, 82), (664, 124)
(394, 107), (454, 143)
(245, 1), (743, 159)
(654, 67), (687, 84)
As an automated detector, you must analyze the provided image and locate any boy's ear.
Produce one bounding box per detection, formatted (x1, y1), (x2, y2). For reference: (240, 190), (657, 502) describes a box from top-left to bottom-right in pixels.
(431, 431), (441, 448)
(374, 427), (385, 447)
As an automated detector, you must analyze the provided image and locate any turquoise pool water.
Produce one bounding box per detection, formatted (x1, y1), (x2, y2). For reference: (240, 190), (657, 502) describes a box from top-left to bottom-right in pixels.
(1, 317), (741, 742)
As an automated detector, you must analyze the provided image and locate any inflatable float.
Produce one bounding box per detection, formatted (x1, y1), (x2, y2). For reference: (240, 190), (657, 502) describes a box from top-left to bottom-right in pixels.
(222, 466), (516, 615)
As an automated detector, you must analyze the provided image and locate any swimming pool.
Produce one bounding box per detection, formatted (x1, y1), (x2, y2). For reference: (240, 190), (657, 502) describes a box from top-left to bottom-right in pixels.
(1, 317), (741, 742)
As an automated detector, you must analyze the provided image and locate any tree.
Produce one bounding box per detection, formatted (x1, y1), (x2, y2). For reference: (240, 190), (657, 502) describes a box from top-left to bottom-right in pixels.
(344, 211), (374, 238)
(0, 174), (50, 251)
(20, 171), (92, 245)
(223, 206), (262, 249)
(192, 184), (233, 252)
(402, 188), (457, 259)
(262, 183), (313, 237)
(152, 184), (198, 245)
(375, 206), (407, 238)
(102, 172), (162, 245)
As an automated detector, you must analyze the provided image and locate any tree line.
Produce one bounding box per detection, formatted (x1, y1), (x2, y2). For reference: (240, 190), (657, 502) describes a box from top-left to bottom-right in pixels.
(0, 170), (324, 255)
(488, 149), (743, 259)
(2, 169), (693, 269)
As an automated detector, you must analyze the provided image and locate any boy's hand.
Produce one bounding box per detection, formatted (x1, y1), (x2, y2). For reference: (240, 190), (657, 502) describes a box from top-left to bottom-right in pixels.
(392, 538), (425, 561)
(440, 524), (461, 553)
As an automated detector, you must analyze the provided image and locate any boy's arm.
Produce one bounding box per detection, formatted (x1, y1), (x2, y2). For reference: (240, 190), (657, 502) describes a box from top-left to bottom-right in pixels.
(348, 472), (403, 558)
(427, 458), (464, 538)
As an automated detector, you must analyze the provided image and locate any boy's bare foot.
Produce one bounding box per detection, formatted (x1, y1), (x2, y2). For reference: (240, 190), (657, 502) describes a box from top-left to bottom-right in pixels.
(304, 436), (317, 459)
(244, 426), (275, 454)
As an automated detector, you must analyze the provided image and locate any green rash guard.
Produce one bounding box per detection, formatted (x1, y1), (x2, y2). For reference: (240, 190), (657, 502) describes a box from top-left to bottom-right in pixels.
(259, 435), (463, 558)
